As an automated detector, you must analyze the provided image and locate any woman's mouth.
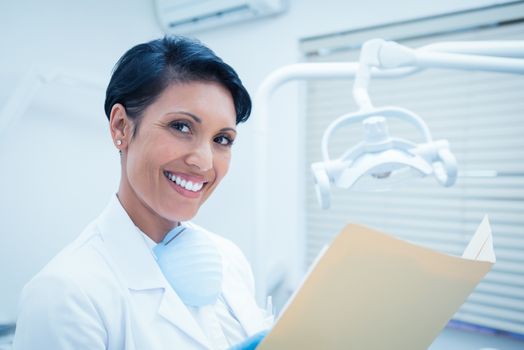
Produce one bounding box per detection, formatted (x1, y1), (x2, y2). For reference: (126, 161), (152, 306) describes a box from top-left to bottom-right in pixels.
(164, 171), (206, 194)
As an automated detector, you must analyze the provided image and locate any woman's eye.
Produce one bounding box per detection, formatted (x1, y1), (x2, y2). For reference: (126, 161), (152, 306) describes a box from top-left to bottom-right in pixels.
(215, 135), (234, 146)
(170, 121), (191, 133)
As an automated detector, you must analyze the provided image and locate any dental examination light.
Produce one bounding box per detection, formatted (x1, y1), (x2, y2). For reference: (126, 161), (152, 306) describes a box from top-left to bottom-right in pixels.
(311, 39), (461, 209)
(252, 39), (524, 302)
(311, 39), (524, 208)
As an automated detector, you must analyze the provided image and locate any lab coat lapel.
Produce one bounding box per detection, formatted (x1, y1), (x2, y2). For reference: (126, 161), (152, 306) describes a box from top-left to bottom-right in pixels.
(96, 196), (211, 349)
(156, 287), (212, 349)
(222, 273), (269, 336)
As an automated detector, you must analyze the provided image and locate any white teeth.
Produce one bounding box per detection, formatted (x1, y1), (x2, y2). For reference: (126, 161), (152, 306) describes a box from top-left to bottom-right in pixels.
(165, 172), (205, 192)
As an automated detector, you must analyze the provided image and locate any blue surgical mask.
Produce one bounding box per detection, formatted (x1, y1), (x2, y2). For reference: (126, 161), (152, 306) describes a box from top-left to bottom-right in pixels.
(154, 225), (223, 307)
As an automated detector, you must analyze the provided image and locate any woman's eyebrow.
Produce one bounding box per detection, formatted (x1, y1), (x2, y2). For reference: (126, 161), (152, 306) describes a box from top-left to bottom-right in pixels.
(169, 111), (202, 123)
(170, 111), (236, 133)
(220, 127), (237, 134)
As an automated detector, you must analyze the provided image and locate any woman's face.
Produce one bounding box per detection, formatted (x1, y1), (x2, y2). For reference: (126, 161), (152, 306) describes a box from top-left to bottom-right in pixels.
(114, 81), (237, 235)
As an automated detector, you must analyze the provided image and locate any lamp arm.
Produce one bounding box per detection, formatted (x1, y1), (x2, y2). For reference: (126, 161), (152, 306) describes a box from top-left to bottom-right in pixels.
(377, 40), (524, 73)
(413, 51), (524, 73)
(252, 62), (360, 304)
(418, 41), (524, 57)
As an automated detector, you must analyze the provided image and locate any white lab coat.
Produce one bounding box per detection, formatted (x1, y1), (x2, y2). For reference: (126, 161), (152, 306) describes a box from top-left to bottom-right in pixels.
(13, 196), (270, 350)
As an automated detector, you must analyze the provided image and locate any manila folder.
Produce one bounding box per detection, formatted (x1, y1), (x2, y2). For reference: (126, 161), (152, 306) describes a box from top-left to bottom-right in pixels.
(258, 216), (495, 350)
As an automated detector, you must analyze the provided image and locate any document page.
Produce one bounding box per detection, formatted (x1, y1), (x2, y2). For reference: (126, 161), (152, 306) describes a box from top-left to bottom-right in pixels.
(258, 217), (495, 350)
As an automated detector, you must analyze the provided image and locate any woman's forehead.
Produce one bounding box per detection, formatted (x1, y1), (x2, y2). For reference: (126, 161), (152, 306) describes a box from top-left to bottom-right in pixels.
(146, 82), (237, 125)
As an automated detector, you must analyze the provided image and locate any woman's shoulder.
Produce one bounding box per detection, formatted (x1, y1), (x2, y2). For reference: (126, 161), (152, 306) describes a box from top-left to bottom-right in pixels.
(22, 222), (122, 305)
(14, 223), (124, 348)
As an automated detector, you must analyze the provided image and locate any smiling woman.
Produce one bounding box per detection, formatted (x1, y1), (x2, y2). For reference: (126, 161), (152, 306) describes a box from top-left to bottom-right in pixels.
(113, 81), (237, 242)
(12, 37), (272, 350)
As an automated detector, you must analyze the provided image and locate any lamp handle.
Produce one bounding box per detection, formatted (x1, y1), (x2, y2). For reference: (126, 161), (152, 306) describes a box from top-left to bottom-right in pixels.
(321, 106), (434, 161)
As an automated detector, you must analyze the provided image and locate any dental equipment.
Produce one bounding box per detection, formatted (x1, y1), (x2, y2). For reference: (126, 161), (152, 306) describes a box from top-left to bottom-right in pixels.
(252, 39), (524, 302)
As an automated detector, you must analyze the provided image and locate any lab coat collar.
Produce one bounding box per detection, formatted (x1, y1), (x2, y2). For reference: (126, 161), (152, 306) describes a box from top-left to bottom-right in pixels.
(220, 262), (271, 336)
(97, 195), (163, 290)
(96, 195), (212, 349)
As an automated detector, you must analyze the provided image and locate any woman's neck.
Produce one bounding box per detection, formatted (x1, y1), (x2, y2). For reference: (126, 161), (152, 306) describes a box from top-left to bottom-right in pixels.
(116, 180), (177, 243)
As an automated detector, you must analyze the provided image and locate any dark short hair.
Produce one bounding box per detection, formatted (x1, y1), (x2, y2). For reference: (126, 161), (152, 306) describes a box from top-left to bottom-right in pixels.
(104, 36), (251, 132)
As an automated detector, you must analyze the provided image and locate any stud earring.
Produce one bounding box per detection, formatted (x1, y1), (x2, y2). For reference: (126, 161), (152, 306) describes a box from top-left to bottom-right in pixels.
(116, 140), (122, 146)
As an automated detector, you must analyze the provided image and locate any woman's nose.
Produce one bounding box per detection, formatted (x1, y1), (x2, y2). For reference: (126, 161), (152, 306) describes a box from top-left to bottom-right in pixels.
(186, 141), (213, 171)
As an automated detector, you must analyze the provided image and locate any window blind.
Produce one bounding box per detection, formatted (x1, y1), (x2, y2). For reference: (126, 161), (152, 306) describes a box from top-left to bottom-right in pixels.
(301, 3), (524, 335)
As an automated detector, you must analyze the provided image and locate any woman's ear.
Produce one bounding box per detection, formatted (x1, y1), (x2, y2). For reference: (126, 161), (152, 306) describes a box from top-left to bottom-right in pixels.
(109, 103), (131, 151)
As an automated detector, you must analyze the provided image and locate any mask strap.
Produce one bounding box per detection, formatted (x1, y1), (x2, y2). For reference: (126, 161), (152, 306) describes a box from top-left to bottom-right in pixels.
(162, 226), (186, 246)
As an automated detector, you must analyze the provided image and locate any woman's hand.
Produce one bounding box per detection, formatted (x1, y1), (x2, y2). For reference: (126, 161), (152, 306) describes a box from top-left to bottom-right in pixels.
(228, 330), (269, 350)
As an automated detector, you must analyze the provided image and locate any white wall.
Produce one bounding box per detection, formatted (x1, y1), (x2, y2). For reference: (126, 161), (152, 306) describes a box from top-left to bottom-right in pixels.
(0, 0), (513, 324)
(0, 0), (164, 324)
